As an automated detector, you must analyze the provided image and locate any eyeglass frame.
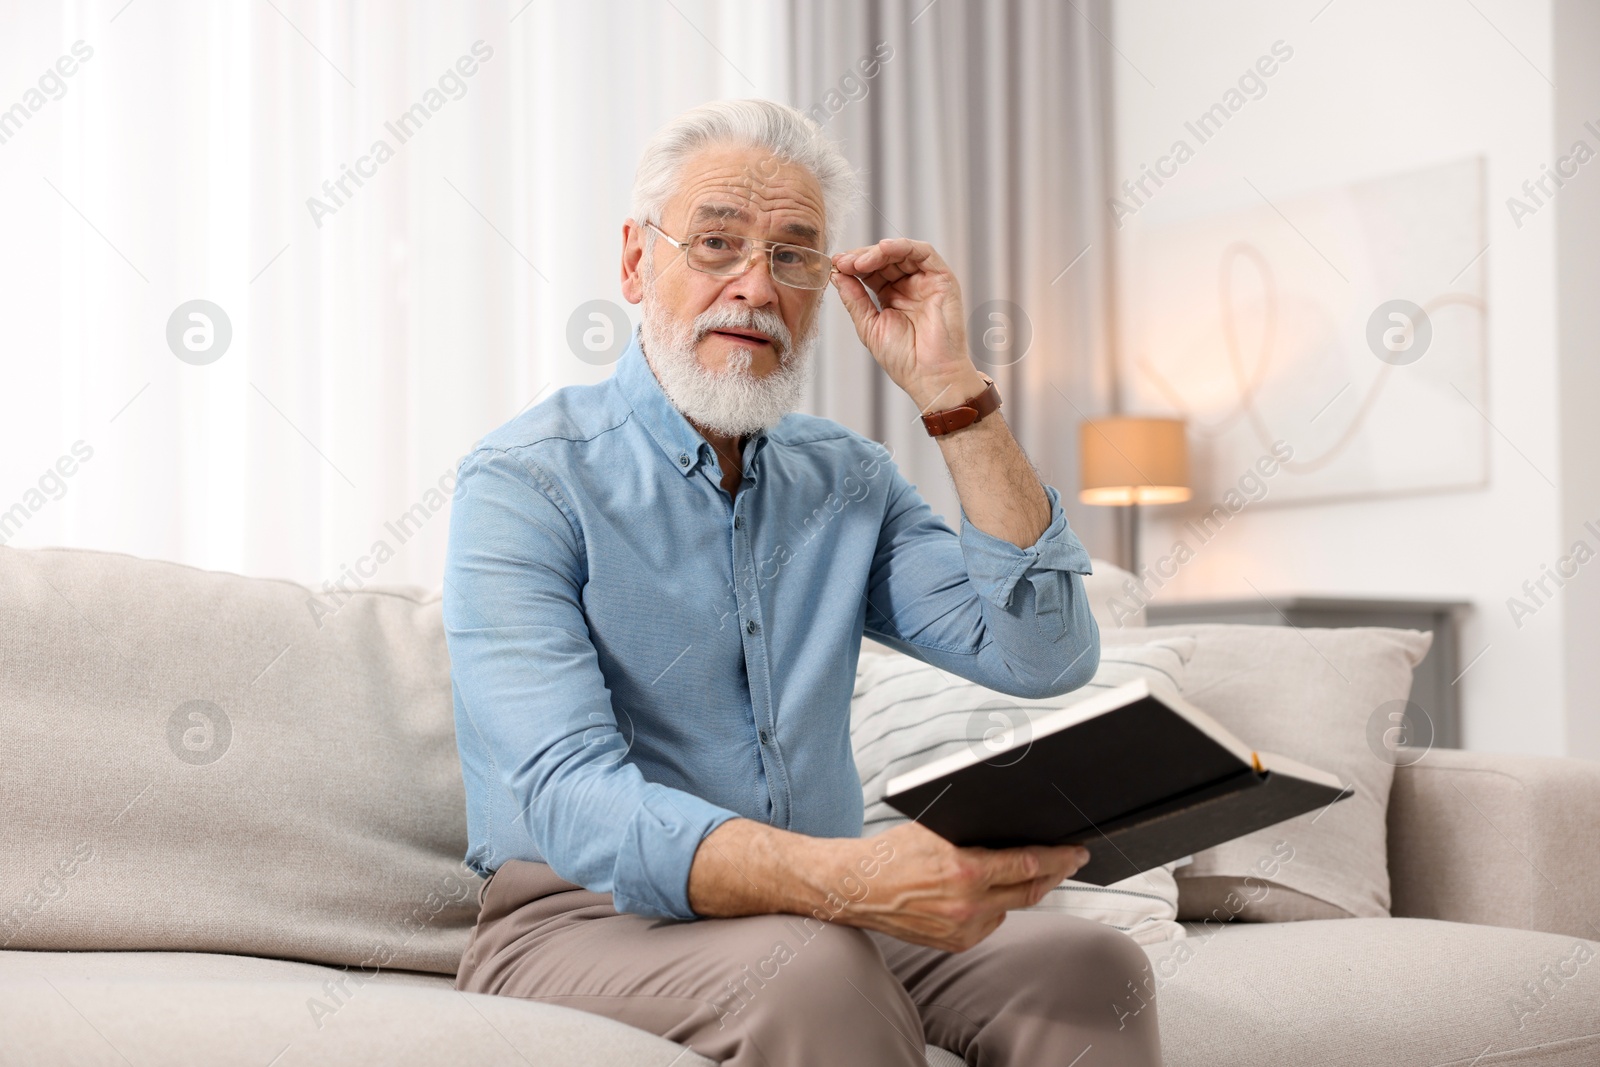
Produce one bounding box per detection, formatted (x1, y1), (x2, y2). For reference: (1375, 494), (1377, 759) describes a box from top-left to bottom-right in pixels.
(643, 219), (837, 291)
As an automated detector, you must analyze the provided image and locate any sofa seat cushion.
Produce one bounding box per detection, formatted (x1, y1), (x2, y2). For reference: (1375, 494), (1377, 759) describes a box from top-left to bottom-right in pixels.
(1142, 918), (1600, 1066)
(0, 949), (717, 1066)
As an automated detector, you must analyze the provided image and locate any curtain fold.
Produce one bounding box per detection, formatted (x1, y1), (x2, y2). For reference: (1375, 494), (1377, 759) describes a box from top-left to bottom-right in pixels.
(790, 0), (1117, 557)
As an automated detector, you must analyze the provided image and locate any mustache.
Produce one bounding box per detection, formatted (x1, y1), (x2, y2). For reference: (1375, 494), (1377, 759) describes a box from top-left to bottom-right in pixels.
(692, 305), (794, 356)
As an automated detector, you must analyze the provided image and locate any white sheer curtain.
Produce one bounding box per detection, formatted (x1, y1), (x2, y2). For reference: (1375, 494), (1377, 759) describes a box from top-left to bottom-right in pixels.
(2, 0), (1112, 588)
(1, 0), (788, 587)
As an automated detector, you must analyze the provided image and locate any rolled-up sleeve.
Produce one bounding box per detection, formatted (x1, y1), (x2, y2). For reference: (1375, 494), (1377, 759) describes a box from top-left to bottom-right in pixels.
(444, 448), (739, 920)
(863, 454), (1099, 699)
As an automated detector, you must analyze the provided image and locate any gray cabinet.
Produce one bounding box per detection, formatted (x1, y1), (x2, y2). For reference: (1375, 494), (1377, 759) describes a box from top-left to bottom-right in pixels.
(1145, 596), (1473, 749)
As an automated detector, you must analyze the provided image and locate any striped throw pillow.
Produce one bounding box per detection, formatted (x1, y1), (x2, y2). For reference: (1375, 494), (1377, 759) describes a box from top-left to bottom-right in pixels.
(851, 636), (1197, 944)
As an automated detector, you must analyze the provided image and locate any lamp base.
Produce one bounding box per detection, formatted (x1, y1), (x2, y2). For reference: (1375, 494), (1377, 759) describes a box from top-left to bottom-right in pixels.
(1119, 501), (1142, 577)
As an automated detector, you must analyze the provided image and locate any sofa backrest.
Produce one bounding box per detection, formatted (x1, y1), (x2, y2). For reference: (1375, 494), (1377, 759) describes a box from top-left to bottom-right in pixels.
(0, 546), (479, 974)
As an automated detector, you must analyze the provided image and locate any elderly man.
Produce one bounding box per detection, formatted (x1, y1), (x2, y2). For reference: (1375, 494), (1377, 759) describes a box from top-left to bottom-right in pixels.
(444, 99), (1161, 1066)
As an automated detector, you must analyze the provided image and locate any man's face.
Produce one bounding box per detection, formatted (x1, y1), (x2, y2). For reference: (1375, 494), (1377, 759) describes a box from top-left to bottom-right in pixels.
(623, 143), (828, 379)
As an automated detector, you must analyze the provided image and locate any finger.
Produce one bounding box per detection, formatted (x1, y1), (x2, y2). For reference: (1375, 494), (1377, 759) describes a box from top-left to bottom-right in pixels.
(1039, 845), (1092, 880)
(1033, 872), (1063, 904)
(842, 257), (932, 298)
(841, 238), (930, 275)
(983, 874), (1059, 913)
(832, 272), (879, 340)
(829, 245), (879, 270)
(836, 255), (916, 292)
(833, 240), (935, 284)
(829, 256), (900, 297)
(987, 845), (1090, 888)
(970, 846), (1042, 888)
(853, 264), (913, 293)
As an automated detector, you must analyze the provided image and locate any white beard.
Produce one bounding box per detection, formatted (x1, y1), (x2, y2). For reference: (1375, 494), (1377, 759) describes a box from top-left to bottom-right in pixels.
(638, 264), (819, 438)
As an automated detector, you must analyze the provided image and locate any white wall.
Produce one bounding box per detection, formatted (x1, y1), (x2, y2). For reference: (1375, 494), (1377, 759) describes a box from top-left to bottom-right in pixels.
(1554, 0), (1600, 760)
(1109, 0), (1594, 756)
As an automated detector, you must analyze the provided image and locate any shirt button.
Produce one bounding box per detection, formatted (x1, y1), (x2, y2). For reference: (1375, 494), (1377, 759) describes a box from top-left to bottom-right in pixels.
(746, 619), (759, 635)
(677, 453), (689, 467)
(759, 729), (771, 745)
(733, 515), (743, 529)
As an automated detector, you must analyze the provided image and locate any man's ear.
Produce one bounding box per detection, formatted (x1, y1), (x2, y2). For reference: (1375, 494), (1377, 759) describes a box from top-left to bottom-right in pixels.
(620, 219), (645, 305)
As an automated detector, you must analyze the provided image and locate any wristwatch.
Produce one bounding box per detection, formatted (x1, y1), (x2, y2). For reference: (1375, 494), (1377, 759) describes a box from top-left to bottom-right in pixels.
(920, 374), (1001, 437)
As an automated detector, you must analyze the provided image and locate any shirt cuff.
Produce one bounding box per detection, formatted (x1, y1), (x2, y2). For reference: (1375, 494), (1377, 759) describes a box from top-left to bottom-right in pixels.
(959, 483), (1093, 613)
(609, 784), (741, 921)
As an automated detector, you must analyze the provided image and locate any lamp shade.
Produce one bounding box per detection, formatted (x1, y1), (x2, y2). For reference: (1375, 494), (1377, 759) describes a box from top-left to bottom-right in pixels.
(1078, 416), (1191, 505)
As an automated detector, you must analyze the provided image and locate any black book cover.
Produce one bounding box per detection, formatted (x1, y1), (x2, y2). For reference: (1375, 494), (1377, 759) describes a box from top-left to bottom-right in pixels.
(881, 679), (1351, 886)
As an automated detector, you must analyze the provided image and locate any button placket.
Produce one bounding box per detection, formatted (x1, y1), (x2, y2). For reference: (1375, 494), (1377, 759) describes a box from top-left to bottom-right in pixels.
(729, 481), (787, 827)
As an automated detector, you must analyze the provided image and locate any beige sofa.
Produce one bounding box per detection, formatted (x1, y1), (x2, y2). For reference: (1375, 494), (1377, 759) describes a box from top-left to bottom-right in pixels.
(3, 544), (1598, 1066)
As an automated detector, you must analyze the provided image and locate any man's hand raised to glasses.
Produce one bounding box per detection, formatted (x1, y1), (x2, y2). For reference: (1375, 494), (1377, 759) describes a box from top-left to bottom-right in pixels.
(828, 235), (1053, 549)
(830, 238), (989, 413)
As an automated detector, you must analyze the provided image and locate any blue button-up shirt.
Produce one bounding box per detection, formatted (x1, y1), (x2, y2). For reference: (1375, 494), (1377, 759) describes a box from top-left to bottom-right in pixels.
(443, 327), (1099, 920)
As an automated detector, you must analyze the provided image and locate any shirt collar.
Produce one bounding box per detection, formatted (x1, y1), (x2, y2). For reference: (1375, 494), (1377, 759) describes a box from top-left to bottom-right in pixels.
(613, 324), (771, 480)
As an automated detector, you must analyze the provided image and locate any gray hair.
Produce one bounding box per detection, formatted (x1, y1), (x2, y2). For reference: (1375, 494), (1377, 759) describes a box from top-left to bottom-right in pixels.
(631, 99), (861, 250)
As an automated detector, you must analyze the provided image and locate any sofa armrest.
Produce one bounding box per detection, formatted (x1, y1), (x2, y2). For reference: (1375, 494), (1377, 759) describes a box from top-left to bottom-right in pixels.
(1387, 747), (1600, 940)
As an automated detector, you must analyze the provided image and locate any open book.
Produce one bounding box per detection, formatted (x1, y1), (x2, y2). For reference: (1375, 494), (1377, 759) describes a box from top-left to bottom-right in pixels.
(882, 676), (1352, 886)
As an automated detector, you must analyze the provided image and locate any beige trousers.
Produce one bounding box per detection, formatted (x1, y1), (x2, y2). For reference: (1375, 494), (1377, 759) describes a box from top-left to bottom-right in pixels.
(454, 859), (1163, 1066)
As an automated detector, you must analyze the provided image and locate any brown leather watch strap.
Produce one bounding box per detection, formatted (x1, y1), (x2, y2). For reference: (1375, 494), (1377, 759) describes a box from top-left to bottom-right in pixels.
(921, 376), (1001, 437)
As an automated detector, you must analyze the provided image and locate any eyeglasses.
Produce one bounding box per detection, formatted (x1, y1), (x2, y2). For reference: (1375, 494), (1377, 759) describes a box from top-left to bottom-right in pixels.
(645, 220), (835, 290)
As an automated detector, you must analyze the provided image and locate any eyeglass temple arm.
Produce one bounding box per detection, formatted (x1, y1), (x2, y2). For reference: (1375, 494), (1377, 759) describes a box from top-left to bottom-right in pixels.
(643, 220), (683, 249)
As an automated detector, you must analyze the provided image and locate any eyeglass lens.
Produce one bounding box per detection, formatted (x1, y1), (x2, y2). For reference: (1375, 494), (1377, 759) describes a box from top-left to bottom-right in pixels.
(684, 233), (833, 289)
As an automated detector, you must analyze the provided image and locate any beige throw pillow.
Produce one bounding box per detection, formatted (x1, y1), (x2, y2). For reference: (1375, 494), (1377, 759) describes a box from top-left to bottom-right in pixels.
(851, 636), (1197, 943)
(1102, 623), (1433, 921)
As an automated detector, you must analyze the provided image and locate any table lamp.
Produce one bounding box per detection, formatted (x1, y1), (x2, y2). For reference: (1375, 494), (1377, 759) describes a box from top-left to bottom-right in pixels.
(1078, 416), (1191, 575)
